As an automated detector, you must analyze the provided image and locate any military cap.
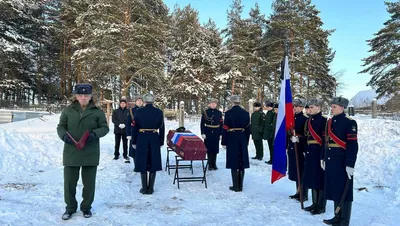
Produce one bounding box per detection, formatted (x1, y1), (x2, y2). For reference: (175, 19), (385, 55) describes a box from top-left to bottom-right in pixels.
(305, 104), (309, 109)
(253, 102), (262, 107)
(329, 96), (349, 108)
(308, 98), (324, 107)
(264, 100), (274, 107)
(292, 98), (306, 107)
(208, 98), (218, 104)
(74, 84), (92, 95)
(142, 93), (155, 103)
(230, 95), (241, 104)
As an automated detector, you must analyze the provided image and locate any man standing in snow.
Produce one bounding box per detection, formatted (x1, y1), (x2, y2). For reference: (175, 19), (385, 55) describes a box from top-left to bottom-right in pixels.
(57, 84), (109, 220)
(250, 101), (264, 160)
(126, 94), (143, 169)
(303, 98), (327, 215)
(288, 98), (308, 201)
(200, 98), (223, 170)
(112, 99), (130, 162)
(221, 95), (250, 192)
(322, 97), (358, 226)
(263, 101), (275, 164)
(131, 93), (165, 195)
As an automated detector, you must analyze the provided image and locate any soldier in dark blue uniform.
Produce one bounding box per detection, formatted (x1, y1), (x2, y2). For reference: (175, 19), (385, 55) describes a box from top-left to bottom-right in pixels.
(303, 98), (327, 215)
(221, 95), (250, 192)
(131, 93), (165, 195)
(288, 98), (309, 201)
(200, 98), (223, 170)
(322, 97), (358, 226)
(126, 94), (143, 166)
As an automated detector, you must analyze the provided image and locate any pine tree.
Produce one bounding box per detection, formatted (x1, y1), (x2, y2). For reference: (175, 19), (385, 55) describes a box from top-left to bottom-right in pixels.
(360, 1), (400, 98)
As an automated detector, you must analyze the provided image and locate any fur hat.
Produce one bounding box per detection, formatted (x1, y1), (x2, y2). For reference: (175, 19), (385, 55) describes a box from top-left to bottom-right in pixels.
(74, 84), (92, 95)
(264, 100), (274, 107)
(308, 98), (324, 107)
(293, 98), (306, 107)
(143, 93), (155, 103)
(329, 97), (349, 108)
(229, 95), (241, 104)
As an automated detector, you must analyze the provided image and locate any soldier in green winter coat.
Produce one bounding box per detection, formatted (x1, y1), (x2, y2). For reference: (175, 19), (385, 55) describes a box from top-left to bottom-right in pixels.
(263, 101), (276, 164)
(57, 84), (109, 220)
(251, 102), (264, 160)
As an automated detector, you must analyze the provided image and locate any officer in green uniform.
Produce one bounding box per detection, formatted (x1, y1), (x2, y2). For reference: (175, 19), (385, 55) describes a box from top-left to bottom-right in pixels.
(263, 101), (275, 164)
(57, 84), (109, 220)
(251, 102), (264, 160)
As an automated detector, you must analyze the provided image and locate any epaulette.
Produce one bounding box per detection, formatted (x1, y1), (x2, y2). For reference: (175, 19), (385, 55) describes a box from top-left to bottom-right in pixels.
(303, 113), (309, 118)
(346, 116), (354, 120)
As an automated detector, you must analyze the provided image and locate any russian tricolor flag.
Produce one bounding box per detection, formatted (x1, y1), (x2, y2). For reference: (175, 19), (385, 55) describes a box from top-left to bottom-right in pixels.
(271, 56), (295, 184)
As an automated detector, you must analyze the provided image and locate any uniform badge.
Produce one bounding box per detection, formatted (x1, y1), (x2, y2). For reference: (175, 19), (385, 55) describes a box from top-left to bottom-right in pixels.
(352, 126), (356, 132)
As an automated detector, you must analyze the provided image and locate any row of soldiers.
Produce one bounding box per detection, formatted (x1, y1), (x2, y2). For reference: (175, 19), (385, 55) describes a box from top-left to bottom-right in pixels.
(200, 95), (358, 226)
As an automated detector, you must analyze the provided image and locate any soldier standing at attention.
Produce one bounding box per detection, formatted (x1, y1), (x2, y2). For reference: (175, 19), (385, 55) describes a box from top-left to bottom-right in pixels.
(250, 101), (264, 160)
(222, 95), (250, 192)
(288, 98), (309, 201)
(131, 93), (165, 195)
(57, 84), (109, 220)
(263, 101), (275, 164)
(322, 97), (358, 226)
(200, 98), (223, 170)
(112, 99), (129, 161)
(303, 98), (327, 215)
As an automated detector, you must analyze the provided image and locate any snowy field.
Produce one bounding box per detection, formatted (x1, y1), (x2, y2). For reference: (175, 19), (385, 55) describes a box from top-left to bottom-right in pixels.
(0, 114), (399, 226)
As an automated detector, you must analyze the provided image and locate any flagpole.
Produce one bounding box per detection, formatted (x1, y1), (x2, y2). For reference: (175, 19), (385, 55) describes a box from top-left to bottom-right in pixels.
(293, 128), (304, 209)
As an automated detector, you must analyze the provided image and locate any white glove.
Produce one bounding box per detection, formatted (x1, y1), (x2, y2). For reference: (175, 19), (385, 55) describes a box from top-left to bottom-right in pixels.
(320, 160), (325, 170)
(127, 136), (132, 140)
(222, 145), (226, 149)
(201, 134), (206, 139)
(346, 166), (354, 179)
(290, 136), (299, 143)
(132, 144), (136, 149)
(220, 135), (222, 140)
(119, 124), (125, 129)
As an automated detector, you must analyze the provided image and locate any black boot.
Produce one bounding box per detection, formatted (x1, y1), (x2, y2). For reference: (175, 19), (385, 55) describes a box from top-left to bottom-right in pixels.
(229, 169), (240, 192)
(147, 172), (156, 195)
(304, 189), (318, 212)
(238, 170), (245, 191)
(289, 182), (300, 199)
(301, 185), (309, 202)
(208, 154), (214, 170)
(140, 173), (148, 194)
(338, 202), (352, 226)
(311, 190), (326, 215)
(323, 201), (341, 225)
(214, 154), (218, 170)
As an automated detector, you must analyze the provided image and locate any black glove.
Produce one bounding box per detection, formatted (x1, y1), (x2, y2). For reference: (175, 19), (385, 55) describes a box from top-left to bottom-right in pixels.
(86, 132), (97, 143)
(63, 134), (74, 145)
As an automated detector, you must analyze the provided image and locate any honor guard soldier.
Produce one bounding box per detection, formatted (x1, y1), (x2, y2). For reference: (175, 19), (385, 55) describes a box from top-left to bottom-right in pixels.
(263, 101), (276, 164)
(126, 94), (144, 167)
(288, 98), (309, 201)
(251, 101), (264, 160)
(221, 95), (250, 192)
(200, 98), (223, 170)
(131, 93), (165, 195)
(112, 99), (129, 161)
(322, 97), (358, 226)
(303, 98), (327, 215)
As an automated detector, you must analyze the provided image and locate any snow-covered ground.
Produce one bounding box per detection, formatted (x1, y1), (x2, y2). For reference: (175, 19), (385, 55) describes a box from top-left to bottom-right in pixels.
(0, 114), (399, 226)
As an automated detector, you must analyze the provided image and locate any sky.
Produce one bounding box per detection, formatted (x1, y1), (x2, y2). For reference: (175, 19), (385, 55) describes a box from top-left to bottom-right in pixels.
(163, 0), (395, 99)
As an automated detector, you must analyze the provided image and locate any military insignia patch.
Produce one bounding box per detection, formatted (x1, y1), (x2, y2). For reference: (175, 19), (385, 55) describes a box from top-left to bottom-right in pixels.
(352, 126), (356, 132)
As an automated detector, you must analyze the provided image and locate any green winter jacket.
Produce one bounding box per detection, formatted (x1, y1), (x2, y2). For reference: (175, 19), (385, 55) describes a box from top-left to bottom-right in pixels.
(251, 109), (264, 140)
(263, 110), (276, 140)
(57, 100), (109, 166)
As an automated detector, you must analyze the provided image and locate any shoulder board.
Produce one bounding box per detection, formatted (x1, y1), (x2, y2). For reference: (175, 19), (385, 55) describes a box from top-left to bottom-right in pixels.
(322, 115), (327, 118)
(346, 116), (354, 120)
(303, 113), (309, 118)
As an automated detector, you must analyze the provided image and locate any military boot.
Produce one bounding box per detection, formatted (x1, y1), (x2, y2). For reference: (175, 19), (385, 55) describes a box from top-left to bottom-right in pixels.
(238, 170), (245, 191)
(208, 154), (214, 171)
(338, 202), (352, 226)
(140, 173), (148, 194)
(229, 170), (240, 192)
(147, 172), (156, 195)
(304, 189), (318, 212)
(311, 189), (326, 215)
(289, 182), (300, 199)
(323, 201), (341, 225)
(213, 154), (218, 170)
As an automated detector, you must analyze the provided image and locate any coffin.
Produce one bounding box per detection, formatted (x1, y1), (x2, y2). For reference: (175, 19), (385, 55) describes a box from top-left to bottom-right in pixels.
(167, 130), (207, 160)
